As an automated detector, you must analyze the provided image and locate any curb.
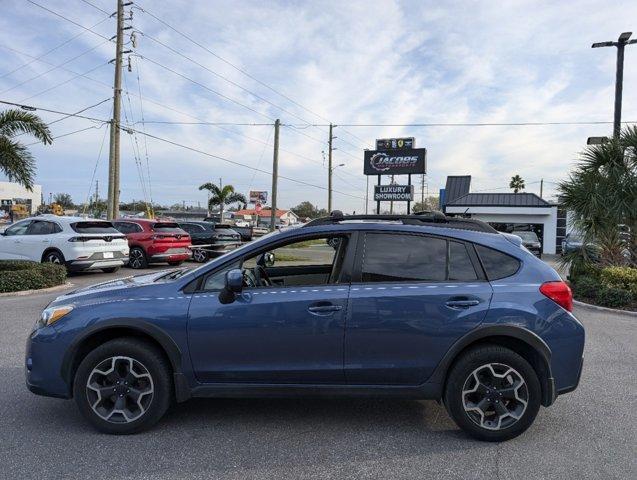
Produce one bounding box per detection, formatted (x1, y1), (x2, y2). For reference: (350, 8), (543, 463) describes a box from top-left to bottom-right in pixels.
(0, 282), (73, 298)
(573, 299), (637, 318)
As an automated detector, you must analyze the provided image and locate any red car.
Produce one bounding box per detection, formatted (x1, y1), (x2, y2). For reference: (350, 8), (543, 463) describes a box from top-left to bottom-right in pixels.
(113, 218), (191, 269)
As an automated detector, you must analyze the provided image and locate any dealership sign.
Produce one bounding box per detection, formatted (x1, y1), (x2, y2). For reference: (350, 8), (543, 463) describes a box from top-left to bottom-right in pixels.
(249, 190), (268, 204)
(374, 185), (414, 201)
(364, 148), (427, 176)
(376, 137), (415, 150)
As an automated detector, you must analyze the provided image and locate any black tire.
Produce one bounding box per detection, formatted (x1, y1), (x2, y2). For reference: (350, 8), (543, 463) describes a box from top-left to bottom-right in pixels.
(128, 247), (148, 269)
(73, 338), (172, 434)
(168, 261), (184, 267)
(42, 249), (65, 266)
(101, 267), (120, 273)
(444, 344), (541, 442)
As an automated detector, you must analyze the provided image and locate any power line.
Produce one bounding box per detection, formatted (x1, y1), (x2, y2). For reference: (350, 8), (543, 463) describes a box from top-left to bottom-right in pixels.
(125, 126), (367, 201)
(19, 61), (110, 102)
(26, 0), (112, 43)
(0, 40), (109, 95)
(25, 123), (106, 146)
(0, 15), (110, 80)
(299, 120), (637, 127)
(0, 99), (109, 123)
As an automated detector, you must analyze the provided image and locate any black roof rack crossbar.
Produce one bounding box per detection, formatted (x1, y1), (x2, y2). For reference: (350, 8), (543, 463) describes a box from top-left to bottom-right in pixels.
(304, 210), (497, 233)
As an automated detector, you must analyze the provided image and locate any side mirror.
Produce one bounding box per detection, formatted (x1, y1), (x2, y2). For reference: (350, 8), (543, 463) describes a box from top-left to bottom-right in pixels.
(218, 268), (243, 304)
(264, 252), (275, 267)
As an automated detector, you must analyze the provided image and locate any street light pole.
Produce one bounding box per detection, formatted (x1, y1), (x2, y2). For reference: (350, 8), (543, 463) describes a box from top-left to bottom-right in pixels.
(592, 32), (636, 139)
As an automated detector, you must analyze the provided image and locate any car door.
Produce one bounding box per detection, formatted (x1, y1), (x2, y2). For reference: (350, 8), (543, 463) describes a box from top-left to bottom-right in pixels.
(344, 231), (493, 385)
(0, 220), (33, 259)
(187, 233), (355, 384)
(21, 220), (57, 260)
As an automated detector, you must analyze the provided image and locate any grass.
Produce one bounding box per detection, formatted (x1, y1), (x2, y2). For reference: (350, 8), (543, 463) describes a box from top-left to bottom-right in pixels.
(287, 239), (326, 248)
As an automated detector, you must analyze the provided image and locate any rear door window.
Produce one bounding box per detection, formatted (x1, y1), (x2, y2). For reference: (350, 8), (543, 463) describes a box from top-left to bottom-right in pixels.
(71, 221), (120, 234)
(361, 233), (447, 282)
(113, 222), (141, 234)
(475, 245), (520, 280)
(27, 221), (58, 235)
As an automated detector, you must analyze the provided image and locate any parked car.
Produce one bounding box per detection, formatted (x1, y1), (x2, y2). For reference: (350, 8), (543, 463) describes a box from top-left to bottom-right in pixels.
(113, 218), (191, 269)
(177, 221), (241, 263)
(203, 216), (253, 242)
(561, 231), (584, 255)
(26, 211), (584, 441)
(0, 215), (128, 272)
(511, 230), (542, 258)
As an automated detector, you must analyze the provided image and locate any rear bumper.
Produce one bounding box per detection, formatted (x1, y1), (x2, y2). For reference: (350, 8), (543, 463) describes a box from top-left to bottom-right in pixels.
(148, 252), (191, 263)
(67, 258), (126, 272)
(557, 356), (584, 396)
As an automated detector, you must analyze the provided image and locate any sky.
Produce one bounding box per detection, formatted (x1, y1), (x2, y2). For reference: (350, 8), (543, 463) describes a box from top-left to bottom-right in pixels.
(0, 0), (636, 213)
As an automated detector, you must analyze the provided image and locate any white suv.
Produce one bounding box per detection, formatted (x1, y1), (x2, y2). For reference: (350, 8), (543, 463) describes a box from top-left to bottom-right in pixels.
(0, 215), (129, 273)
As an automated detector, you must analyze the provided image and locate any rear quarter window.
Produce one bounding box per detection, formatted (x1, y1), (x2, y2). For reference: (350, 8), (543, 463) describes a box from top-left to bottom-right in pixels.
(475, 244), (520, 280)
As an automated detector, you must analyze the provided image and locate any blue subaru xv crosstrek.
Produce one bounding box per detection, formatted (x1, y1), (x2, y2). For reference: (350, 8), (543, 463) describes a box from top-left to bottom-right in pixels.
(25, 212), (584, 441)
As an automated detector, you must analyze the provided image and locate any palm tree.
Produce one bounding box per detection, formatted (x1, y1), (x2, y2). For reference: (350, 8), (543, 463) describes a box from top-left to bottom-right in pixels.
(558, 126), (637, 267)
(0, 109), (53, 190)
(509, 174), (525, 193)
(198, 182), (247, 222)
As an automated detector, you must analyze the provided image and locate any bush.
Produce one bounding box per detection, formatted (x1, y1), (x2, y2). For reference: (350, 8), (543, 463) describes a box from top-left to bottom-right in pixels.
(600, 266), (637, 289)
(0, 261), (67, 293)
(596, 285), (633, 308)
(573, 276), (598, 299)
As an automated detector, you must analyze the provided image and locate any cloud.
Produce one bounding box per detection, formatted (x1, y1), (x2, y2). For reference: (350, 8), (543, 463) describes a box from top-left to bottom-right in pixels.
(0, 0), (635, 212)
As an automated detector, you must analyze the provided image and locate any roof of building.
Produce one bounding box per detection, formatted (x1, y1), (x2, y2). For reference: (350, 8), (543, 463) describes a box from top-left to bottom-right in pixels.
(444, 175), (471, 203)
(235, 208), (292, 218)
(446, 192), (551, 208)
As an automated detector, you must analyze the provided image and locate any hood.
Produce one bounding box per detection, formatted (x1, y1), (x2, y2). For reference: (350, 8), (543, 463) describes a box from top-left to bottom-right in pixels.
(50, 269), (181, 306)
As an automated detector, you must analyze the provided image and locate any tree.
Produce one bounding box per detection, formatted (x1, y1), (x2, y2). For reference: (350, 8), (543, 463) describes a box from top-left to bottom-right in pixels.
(558, 126), (637, 267)
(0, 109), (53, 190)
(290, 201), (326, 219)
(53, 192), (74, 209)
(509, 174), (525, 193)
(412, 195), (440, 213)
(198, 182), (246, 221)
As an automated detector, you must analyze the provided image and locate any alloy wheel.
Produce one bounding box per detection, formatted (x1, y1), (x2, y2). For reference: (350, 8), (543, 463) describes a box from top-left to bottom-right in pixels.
(129, 249), (144, 268)
(45, 253), (61, 264)
(462, 363), (528, 431)
(193, 249), (207, 262)
(86, 356), (154, 424)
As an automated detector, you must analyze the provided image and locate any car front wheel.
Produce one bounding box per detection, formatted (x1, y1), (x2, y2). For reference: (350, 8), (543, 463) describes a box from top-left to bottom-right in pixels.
(73, 338), (172, 434)
(444, 345), (541, 442)
(192, 249), (208, 263)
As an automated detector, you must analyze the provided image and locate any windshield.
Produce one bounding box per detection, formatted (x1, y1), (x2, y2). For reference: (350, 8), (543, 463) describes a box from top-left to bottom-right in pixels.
(71, 221), (120, 234)
(512, 231), (539, 242)
(152, 222), (184, 233)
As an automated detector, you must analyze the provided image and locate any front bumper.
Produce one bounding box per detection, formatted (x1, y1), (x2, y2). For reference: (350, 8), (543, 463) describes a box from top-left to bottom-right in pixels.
(25, 326), (72, 399)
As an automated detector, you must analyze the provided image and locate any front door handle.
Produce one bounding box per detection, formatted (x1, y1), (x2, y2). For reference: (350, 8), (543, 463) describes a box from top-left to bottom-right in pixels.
(308, 304), (343, 315)
(445, 298), (480, 309)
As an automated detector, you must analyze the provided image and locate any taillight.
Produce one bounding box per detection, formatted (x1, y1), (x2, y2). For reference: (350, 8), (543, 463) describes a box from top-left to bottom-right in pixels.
(539, 281), (573, 312)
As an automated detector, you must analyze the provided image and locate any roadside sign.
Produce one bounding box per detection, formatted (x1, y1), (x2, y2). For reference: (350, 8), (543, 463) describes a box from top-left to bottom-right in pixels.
(249, 190), (268, 204)
(374, 185), (414, 201)
(364, 148), (427, 176)
(375, 137), (415, 150)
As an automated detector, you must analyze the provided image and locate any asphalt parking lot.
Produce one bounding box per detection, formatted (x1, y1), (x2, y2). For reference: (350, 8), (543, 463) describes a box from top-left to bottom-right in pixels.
(1, 266), (635, 479)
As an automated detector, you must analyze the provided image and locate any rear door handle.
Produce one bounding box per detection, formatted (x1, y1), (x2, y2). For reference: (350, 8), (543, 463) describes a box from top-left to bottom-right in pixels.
(445, 299), (480, 309)
(308, 304), (343, 315)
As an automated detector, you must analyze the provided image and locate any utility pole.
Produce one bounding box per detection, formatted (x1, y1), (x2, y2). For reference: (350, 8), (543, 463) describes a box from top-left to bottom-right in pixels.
(365, 176), (369, 214)
(592, 32), (636, 139)
(94, 179), (99, 207)
(539, 178), (544, 198)
(107, 0), (125, 220)
(270, 119), (280, 231)
(328, 123), (334, 213)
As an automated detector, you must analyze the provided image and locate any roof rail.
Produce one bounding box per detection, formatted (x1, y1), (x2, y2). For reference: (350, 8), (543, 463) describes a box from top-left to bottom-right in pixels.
(304, 210), (497, 233)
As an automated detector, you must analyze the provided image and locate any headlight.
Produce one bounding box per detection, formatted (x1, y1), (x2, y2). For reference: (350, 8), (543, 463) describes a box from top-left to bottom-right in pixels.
(40, 305), (74, 327)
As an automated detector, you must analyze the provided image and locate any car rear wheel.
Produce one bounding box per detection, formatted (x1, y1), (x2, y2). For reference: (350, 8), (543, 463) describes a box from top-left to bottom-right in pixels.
(192, 249), (208, 263)
(43, 250), (65, 265)
(444, 345), (541, 442)
(73, 338), (172, 434)
(128, 247), (147, 269)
